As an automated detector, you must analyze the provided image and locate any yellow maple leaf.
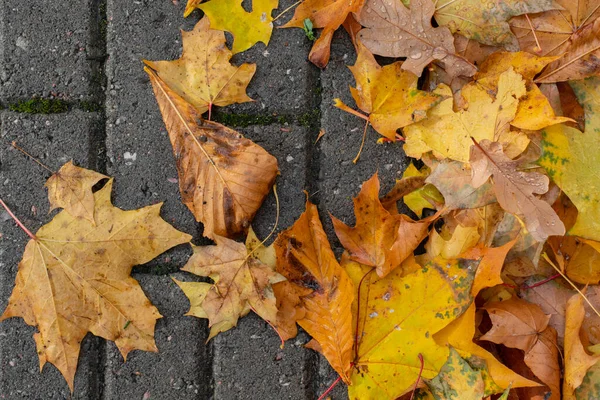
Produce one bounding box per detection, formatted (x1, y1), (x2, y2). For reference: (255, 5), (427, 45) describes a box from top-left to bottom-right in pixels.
(344, 255), (476, 399)
(174, 228), (285, 340)
(199, 0), (278, 54)
(403, 68), (528, 162)
(143, 17), (256, 118)
(0, 179), (191, 390)
(334, 42), (442, 140)
(45, 161), (107, 224)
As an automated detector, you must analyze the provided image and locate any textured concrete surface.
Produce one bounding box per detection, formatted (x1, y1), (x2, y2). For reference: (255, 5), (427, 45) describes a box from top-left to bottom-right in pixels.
(0, 1), (410, 399)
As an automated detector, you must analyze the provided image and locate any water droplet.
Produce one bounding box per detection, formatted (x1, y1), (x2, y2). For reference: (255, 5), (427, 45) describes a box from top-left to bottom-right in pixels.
(394, 325), (402, 331)
(366, 7), (372, 13)
(380, 5), (386, 12)
(409, 49), (422, 59)
(382, 292), (391, 301)
(432, 47), (448, 59)
(369, 312), (378, 318)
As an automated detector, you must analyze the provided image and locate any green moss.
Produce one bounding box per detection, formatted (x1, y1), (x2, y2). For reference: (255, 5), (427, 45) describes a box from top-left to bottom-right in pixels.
(213, 112), (291, 127)
(9, 98), (69, 114)
(297, 109), (320, 128)
(79, 101), (103, 112)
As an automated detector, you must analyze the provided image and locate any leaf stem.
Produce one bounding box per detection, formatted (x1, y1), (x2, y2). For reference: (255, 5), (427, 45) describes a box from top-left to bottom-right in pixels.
(10, 141), (55, 173)
(524, 14), (543, 53)
(317, 375), (342, 400)
(353, 120), (369, 164)
(409, 353), (425, 400)
(0, 198), (37, 240)
(273, 1), (301, 22)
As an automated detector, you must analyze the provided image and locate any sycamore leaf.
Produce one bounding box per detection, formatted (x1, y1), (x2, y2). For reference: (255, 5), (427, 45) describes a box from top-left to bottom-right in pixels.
(425, 225), (480, 262)
(143, 17), (256, 117)
(175, 228), (285, 340)
(45, 161), (108, 224)
(539, 77), (600, 241)
(274, 200), (354, 383)
(434, 0), (561, 50)
(0, 179), (191, 390)
(282, 0), (366, 67)
(331, 173), (433, 278)
(426, 160), (496, 210)
(434, 303), (539, 393)
(463, 239), (516, 297)
(198, 0), (278, 54)
(425, 347), (485, 399)
(564, 294), (600, 399)
(403, 69), (527, 162)
(334, 42), (442, 139)
(357, 0), (476, 78)
(481, 298), (560, 399)
(145, 67), (278, 239)
(474, 51), (573, 130)
(345, 256), (476, 400)
(470, 139), (565, 242)
(398, 163), (433, 217)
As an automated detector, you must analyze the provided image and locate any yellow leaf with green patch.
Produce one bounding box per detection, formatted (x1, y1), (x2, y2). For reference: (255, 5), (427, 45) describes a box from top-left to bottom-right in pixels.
(199, 0), (278, 54)
(425, 347), (485, 399)
(344, 256), (476, 399)
(540, 77), (600, 241)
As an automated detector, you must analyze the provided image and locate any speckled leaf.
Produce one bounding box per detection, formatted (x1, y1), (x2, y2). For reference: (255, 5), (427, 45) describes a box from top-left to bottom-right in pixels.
(540, 77), (600, 241)
(426, 347), (485, 399)
(345, 255), (476, 400)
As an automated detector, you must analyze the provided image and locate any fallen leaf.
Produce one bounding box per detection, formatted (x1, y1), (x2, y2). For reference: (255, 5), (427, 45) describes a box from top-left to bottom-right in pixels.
(145, 67), (278, 239)
(470, 139), (565, 242)
(0, 179), (191, 390)
(481, 298), (560, 399)
(334, 42), (442, 139)
(564, 293), (600, 399)
(397, 163), (432, 217)
(434, 303), (539, 392)
(143, 17), (256, 117)
(184, 0), (202, 17)
(539, 77), (600, 241)
(474, 51), (573, 130)
(274, 200), (354, 383)
(425, 347), (485, 399)
(425, 224), (480, 261)
(536, 17), (600, 82)
(345, 255), (476, 399)
(331, 173), (433, 277)
(434, 0), (561, 50)
(426, 160), (496, 210)
(404, 69), (527, 162)
(463, 239), (516, 297)
(175, 228), (285, 340)
(198, 0), (278, 54)
(282, 0), (366, 67)
(575, 344), (600, 399)
(45, 161), (107, 224)
(357, 0), (476, 78)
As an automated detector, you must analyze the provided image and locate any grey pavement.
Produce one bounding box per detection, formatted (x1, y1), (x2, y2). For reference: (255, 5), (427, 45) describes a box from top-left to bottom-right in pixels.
(0, 1), (409, 399)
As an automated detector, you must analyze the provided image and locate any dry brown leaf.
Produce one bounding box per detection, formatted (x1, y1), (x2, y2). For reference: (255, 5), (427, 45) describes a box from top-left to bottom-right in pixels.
(45, 161), (107, 224)
(143, 17), (256, 117)
(274, 200), (354, 383)
(564, 293), (600, 399)
(332, 173), (433, 278)
(536, 17), (600, 83)
(282, 0), (366, 68)
(470, 139), (565, 242)
(175, 229), (285, 340)
(356, 0), (476, 78)
(482, 298), (560, 399)
(0, 179), (191, 390)
(145, 67), (278, 239)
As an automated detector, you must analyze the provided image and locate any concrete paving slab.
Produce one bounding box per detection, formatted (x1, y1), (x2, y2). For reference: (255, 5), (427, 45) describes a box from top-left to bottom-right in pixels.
(0, 111), (102, 398)
(106, 0), (198, 271)
(213, 314), (311, 400)
(0, 1), (95, 102)
(224, 0), (319, 116)
(103, 273), (211, 400)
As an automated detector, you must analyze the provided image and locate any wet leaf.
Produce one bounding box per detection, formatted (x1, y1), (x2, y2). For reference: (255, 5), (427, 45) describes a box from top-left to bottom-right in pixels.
(357, 0), (476, 78)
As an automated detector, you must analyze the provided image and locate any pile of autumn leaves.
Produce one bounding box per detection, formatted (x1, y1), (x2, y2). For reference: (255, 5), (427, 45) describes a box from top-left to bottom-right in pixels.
(3, 0), (600, 398)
